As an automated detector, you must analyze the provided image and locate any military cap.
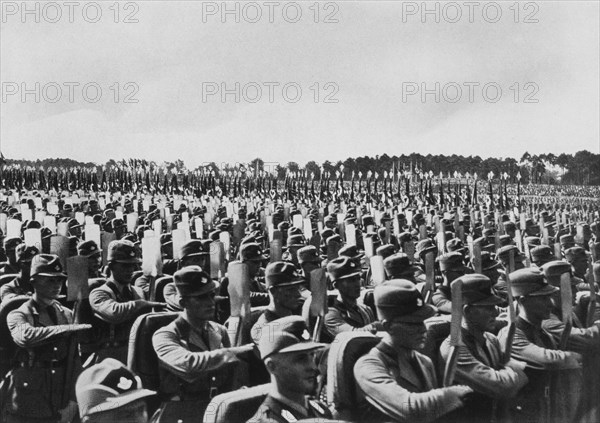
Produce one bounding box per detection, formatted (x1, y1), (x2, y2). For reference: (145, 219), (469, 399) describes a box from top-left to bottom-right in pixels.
(362, 214), (375, 227)
(121, 233), (137, 244)
(446, 238), (467, 254)
(78, 240), (102, 257)
(15, 244), (39, 263)
(397, 232), (412, 244)
(510, 268), (558, 297)
(159, 233), (172, 245)
(30, 254), (67, 279)
(4, 237), (22, 250)
(258, 316), (325, 360)
(383, 253), (418, 277)
(180, 239), (209, 259)
(498, 235), (513, 247)
(376, 244), (396, 259)
(344, 216), (357, 225)
(209, 230), (221, 241)
(76, 358), (155, 417)
(324, 215), (337, 225)
(483, 228), (496, 237)
(480, 251), (500, 271)
(287, 234), (305, 248)
(438, 252), (468, 272)
(297, 246), (321, 264)
(240, 242), (267, 262)
(503, 221), (517, 231)
(174, 266), (216, 297)
(530, 246), (555, 264)
(326, 256), (362, 281)
(560, 235), (576, 249)
(326, 234), (343, 245)
(22, 220), (41, 230)
(338, 244), (364, 261)
(458, 274), (503, 306)
(320, 228), (334, 241)
(110, 218), (126, 231)
(497, 245), (520, 261)
(107, 240), (141, 264)
(540, 260), (571, 285)
(524, 236), (542, 247)
(288, 227), (304, 237)
(416, 239), (437, 258)
(565, 246), (587, 263)
(374, 279), (436, 322)
(413, 213), (425, 226)
(473, 237), (494, 253)
(265, 261), (305, 289)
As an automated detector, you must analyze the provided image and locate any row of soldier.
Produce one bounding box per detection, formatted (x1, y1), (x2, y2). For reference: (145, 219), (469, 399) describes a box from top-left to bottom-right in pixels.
(0, 189), (599, 423)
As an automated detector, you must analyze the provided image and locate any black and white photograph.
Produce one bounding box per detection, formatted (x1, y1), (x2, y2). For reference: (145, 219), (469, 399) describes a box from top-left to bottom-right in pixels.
(0, 1), (599, 422)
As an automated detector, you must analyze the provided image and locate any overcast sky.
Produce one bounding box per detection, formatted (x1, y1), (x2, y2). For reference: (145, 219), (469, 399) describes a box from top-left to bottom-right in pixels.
(1, 1), (598, 167)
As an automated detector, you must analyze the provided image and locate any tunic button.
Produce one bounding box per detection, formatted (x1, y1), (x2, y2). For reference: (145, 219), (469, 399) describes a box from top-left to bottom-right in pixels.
(53, 347), (58, 351)
(212, 377), (216, 381)
(23, 383), (28, 387)
(52, 370), (56, 375)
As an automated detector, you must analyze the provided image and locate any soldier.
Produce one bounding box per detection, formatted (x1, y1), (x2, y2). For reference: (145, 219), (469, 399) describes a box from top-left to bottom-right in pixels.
(4, 254), (91, 423)
(496, 268), (584, 423)
(530, 245), (556, 268)
(354, 279), (473, 422)
(432, 252), (471, 314)
(75, 358), (156, 423)
(89, 240), (165, 363)
(0, 244), (39, 304)
(383, 253), (421, 288)
(324, 256), (381, 339)
(162, 239), (210, 310)
(153, 266), (253, 415)
(0, 237), (22, 276)
(77, 240), (103, 279)
(565, 247), (589, 285)
(251, 262), (306, 343)
(248, 316), (332, 423)
(440, 274), (529, 422)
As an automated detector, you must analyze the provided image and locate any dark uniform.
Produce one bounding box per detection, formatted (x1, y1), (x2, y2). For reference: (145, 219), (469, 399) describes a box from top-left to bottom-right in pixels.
(497, 268), (583, 423)
(439, 274), (528, 422)
(5, 299), (78, 422)
(250, 393), (332, 423)
(249, 316), (331, 423)
(354, 279), (472, 423)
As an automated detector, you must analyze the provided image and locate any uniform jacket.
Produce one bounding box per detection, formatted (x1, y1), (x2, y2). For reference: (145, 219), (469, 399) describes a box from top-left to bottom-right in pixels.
(247, 393), (332, 423)
(88, 280), (146, 362)
(354, 341), (465, 423)
(432, 285), (452, 314)
(6, 299), (80, 419)
(440, 328), (528, 421)
(324, 296), (376, 338)
(0, 276), (32, 304)
(497, 317), (583, 423)
(152, 315), (244, 399)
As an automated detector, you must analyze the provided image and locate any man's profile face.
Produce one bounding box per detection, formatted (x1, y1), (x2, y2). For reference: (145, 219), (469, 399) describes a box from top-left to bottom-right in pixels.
(110, 261), (139, 285)
(387, 320), (427, 350)
(32, 275), (64, 301)
(336, 275), (361, 300)
(269, 351), (320, 395)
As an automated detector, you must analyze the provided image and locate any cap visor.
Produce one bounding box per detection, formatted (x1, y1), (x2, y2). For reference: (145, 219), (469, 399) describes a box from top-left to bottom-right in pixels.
(113, 258), (142, 264)
(33, 272), (67, 279)
(87, 389), (156, 416)
(529, 285), (559, 296)
(389, 304), (437, 323)
(278, 341), (326, 355)
(332, 271), (362, 281)
(471, 295), (504, 306)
